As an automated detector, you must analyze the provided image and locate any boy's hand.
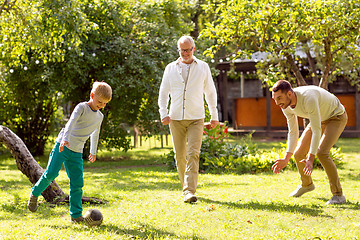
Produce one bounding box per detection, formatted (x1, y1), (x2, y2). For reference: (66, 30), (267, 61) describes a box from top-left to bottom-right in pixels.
(89, 154), (96, 163)
(59, 141), (70, 152)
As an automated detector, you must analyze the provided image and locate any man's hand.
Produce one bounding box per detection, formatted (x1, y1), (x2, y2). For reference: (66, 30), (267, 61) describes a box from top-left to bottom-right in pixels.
(161, 116), (171, 125)
(59, 141), (70, 152)
(271, 158), (289, 174)
(89, 154), (96, 163)
(210, 120), (219, 128)
(300, 158), (314, 176)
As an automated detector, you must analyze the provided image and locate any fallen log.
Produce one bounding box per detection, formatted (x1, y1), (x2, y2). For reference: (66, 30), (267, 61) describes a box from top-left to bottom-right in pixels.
(0, 125), (104, 204)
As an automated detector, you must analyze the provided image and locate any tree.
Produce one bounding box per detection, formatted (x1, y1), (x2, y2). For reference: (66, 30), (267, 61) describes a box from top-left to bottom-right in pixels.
(0, 0), (205, 205)
(45, 0), (192, 151)
(0, 0), (192, 155)
(0, 0), (92, 155)
(201, 0), (360, 89)
(0, 0), (90, 66)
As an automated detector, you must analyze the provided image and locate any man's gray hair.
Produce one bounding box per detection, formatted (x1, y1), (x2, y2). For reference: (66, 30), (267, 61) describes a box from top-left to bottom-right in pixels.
(177, 36), (195, 49)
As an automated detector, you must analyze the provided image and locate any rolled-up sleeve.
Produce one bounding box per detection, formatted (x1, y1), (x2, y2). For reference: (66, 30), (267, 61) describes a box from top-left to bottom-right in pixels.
(204, 64), (219, 121)
(306, 97), (322, 155)
(158, 66), (170, 120)
(284, 109), (299, 154)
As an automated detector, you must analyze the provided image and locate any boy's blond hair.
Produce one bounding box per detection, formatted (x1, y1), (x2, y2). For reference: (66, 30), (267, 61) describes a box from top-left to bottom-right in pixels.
(91, 81), (112, 100)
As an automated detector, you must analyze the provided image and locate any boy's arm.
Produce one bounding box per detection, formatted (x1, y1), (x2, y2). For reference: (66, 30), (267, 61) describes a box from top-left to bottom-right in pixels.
(62, 104), (84, 142)
(89, 120), (102, 158)
(60, 104), (84, 151)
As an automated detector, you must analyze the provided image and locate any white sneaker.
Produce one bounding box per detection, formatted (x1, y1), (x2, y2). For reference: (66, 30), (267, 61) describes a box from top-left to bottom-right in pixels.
(184, 193), (197, 203)
(325, 195), (346, 205)
(289, 184), (315, 197)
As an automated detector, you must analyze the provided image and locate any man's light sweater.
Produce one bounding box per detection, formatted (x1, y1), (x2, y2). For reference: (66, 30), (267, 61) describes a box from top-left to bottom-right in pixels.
(56, 102), (103, 155)
(282, 86), (345, 155)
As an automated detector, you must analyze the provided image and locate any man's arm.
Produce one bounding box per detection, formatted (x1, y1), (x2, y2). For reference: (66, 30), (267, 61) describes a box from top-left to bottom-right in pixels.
(301, 97), (322, 176)
(203, 63), (219, 123)
(272, 109), (298, 173)
(272, 152), (293, 173)
(158, 66), (171, 122)
(284, 109), (299, 154)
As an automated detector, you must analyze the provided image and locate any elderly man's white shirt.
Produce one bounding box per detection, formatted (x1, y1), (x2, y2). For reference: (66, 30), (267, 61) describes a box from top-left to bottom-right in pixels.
(158, 56), (218, 121)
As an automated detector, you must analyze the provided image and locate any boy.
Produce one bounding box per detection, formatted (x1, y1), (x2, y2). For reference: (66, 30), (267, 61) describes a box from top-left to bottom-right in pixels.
(27, 81), (112, 223)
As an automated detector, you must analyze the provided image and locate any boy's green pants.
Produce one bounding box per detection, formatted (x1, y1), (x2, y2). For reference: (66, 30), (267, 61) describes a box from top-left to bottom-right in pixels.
(31, 142), (84, 219)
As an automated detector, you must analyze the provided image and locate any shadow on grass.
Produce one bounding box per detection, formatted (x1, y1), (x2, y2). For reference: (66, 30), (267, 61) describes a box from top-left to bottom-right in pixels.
(46, 222), (206, 240)
(199, 197), (333, 218)
(0, 159), (19, 171)
(0, 201), (68, 221)
(343, 172), (360, 181)
(84, 166), (181, 192)
(316, 198), (360, 210)
(0, 179), (29, 190)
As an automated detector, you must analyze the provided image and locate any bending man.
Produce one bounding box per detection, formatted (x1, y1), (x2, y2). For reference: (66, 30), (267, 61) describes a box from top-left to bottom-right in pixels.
(271, 80), (347, 205)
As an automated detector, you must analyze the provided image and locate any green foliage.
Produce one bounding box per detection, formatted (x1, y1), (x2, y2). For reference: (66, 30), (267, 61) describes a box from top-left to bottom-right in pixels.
(0, 0), (192, 154)
(201, 0), (360, 89)
(0, 0), (90, 66)
(162, 125), (344, 174)
(0, 62), (60, 156)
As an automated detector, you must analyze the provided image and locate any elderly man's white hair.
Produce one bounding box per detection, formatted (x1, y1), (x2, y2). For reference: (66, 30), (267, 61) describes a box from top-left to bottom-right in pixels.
(177, 36), (195, 49)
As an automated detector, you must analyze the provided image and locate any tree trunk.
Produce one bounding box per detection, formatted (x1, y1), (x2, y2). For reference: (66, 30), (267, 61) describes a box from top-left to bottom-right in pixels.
(190, 1), (202, 40)
(305, 49), (319, 85)
(284, 52), (307, 86)
(319, 37), (331, 90)
(0, 125), (104, 205)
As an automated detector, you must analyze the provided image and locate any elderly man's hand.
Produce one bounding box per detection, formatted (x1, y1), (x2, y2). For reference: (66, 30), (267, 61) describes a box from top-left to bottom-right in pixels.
(161, 116), (171, 125)
(210, 120), (219, 128)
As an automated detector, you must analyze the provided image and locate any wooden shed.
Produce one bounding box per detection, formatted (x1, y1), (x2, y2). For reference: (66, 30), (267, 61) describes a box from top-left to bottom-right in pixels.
(215, 61), (360, 138)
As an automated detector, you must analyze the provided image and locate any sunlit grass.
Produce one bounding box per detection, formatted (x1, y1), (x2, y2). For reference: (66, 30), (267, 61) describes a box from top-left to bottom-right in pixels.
(0, 138), (359, 239)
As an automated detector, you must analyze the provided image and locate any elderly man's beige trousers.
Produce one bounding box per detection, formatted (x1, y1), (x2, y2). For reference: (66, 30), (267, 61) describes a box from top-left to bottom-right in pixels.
(169, 119), (204, 195)
(294, 112), (348, 196)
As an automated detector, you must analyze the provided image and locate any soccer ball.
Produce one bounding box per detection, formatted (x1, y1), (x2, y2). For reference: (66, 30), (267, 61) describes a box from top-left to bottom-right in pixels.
(84, 209), (103, 226)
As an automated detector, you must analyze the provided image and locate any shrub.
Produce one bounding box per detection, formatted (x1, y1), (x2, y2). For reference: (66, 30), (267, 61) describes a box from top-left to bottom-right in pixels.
(161, 123), (344, 174)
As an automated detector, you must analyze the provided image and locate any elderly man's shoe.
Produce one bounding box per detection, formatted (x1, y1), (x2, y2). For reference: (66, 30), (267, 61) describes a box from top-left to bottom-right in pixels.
(184, 193), (197, 203)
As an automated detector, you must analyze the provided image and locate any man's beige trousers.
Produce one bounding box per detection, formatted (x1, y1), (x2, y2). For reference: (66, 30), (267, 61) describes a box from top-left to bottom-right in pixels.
(293, 112), (348, 196)
(169, 119), (204, 195)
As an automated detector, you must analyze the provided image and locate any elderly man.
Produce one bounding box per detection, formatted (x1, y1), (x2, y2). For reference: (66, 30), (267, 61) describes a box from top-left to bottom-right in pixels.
(158, 36), (219, 203)
(271, 80), (347, 205)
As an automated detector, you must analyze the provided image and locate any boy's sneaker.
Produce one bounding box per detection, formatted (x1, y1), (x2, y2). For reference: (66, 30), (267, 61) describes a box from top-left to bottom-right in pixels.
(71, 216), (85, 224)
(184, 192), (197, 203)
(27, 193), (38, 212)
(325, 195), (346, 205)
(289, 183), (315, 197)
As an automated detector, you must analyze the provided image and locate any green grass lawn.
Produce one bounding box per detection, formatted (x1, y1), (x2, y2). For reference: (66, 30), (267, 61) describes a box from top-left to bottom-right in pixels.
(0, 137), (359, 239)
